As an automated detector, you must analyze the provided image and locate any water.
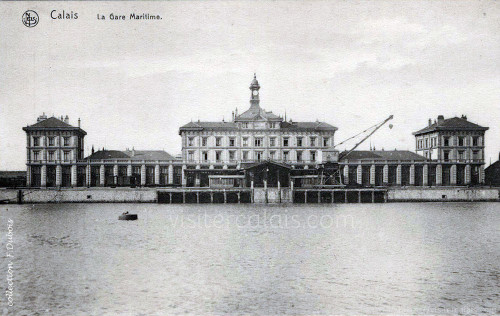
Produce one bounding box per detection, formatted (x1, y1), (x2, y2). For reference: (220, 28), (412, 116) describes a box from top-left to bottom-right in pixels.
(1, 203), (499, 315)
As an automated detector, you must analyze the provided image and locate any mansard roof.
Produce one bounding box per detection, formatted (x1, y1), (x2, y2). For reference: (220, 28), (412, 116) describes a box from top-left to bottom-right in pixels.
(413, 117), (488, 135)
(179, 120), (337, 133)
(85, 150), (177, 161)
(235, 107), (282, 121)
(341, 150), (427, 161)
(23, 117), (87, 135)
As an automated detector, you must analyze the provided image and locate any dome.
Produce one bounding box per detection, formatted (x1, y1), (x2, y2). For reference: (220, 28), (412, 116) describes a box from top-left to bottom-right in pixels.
(249, 73), (260, 89)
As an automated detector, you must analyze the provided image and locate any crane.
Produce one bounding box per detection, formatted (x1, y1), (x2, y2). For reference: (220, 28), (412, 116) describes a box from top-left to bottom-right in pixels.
(317, 115), (394, 186)
(338, 115), (394, 160)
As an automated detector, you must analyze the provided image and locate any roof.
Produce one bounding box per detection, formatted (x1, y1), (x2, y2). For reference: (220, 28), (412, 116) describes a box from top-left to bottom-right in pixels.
(485, 160), (500, 172)
(123, 150), (177, 161)
(179, 120), (337, 132)
(281, 121), (338, 131)
(0, 171), (26, 179)
(23, 117), (87, 135)
(242, 160), (292, 170)
(341, 150), (427, 161)
(413, 117), (488, 135)
(85, 150), (178, 161)
(236, 107), (282, 121)
(85, 150), (130, 160)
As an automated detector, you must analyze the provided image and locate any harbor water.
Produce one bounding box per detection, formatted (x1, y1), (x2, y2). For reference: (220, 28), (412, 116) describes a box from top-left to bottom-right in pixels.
(1, 203), (499, 315)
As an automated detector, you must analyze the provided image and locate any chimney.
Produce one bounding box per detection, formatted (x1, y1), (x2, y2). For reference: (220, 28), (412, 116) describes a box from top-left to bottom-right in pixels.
(78, 118), (81, 127)
(64, 115), (69, 124)
(437, 115), (444, 124)
(37, 112), (47, 122)
(132, 147), (135, 157)
(428, 119), (432, 126)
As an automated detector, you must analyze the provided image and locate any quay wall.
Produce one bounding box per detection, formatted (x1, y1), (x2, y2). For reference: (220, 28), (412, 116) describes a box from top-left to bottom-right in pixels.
(388, 187), (499, 202)
(1, 187), (499, 204)
(1, 188), (157, 203)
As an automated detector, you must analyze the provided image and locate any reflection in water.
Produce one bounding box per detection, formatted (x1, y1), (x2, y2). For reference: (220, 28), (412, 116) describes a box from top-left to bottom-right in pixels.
(0, 203), (498, 315)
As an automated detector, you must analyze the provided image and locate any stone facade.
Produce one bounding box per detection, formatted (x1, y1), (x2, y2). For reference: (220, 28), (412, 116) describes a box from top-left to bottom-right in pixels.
(179, 75), (338, 168)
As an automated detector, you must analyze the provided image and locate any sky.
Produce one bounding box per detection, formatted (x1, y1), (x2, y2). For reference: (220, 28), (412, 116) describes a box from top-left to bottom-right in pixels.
(1, 0), (499, 170)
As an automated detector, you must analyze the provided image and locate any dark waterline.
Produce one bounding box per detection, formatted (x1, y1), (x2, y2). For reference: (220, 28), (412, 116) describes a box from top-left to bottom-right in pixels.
(1, 203), (499, 315)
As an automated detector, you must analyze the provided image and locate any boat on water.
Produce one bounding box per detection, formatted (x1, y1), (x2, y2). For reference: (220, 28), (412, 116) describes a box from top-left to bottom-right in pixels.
(118, 212), (138, 221)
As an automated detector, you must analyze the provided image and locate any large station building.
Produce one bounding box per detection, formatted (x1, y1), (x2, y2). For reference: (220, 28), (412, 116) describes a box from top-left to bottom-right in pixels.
(22, 75), (489, 188)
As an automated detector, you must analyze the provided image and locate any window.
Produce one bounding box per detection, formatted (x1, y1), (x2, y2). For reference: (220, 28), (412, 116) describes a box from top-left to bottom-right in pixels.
(297, 151), (303, 161)
(63, 151), (70, 162)
(242, 137), (249, 147)
(229, 151), (236, 161)
(33, 151), (40, 161)
(48, 137), (55, 146)
(269, 151), (276, 160)
(202, 151), (209, 162)
(443, 150), (450, 161)
(473, 150), (480, 160)
(472, 137), (480, 146)
(256, 151), (263, 161)
(202, 137), (208, 147)
(297, 137), (303, 147)
(188, 151), (194, 161)
(188, 137), (195, 147)
(254, 137), (263, 147)
(215, 151), (222, 162)
(425, 139), (428, 148)
(458, 137), (465, 146)
(323, 138), (329, 147)
(48, 151), (55, 161)
(283, 137), (289, 147)
(229, 138), (235, 147)
(443, 137), (450, 147)
(283, 151), (289, 161)
(242, 151), (249, 161)
(242, 122), (249, 129)
(269, 122), (277, 129)
(311, 151), (316, 162)
(310, 137), (316, 147)
(33, 137), (40, 147)
(270, 137), (276, 147)
(216, 137), (222, 147)
(63, 137), (70, 146)
(133, 166), (141, 174)
(458, 150), (465, 161)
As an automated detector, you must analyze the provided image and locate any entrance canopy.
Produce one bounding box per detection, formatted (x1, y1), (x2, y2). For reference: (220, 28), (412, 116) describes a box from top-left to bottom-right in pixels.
(243, 160), (291, 187)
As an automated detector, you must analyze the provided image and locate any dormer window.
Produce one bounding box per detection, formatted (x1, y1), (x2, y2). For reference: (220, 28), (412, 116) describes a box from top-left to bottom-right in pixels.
(242, 122), (250, 129)
(269, 122), (277, 129)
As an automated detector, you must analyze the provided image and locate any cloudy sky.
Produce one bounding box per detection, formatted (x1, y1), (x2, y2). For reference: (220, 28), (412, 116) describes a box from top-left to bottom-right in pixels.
(1, 0), (499, 170)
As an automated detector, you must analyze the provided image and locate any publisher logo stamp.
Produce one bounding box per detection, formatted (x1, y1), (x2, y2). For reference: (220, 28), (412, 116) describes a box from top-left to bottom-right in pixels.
(22, 10), (39, 27)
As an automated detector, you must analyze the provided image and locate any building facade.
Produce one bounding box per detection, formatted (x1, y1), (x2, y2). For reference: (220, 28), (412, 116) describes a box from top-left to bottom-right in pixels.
(22, 76), (489, 188)
(179, 75), (338, 168)
(413, 115), (488, 185)
(23, 114), (87, 187)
